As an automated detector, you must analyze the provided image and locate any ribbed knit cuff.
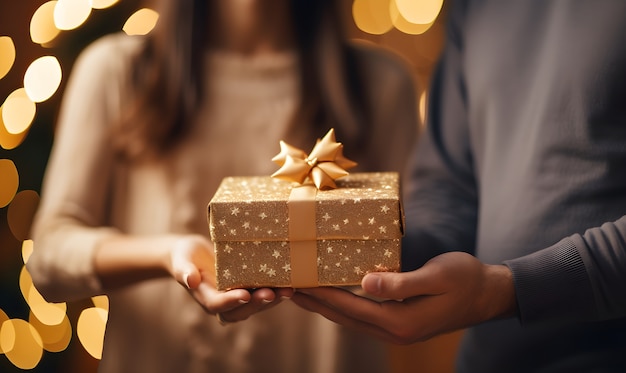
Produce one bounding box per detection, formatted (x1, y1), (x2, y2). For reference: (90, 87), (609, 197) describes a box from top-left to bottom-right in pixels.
(503, 238), (596, 325)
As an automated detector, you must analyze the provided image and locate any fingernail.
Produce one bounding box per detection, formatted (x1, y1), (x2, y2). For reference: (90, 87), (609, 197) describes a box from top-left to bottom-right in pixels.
(363, 274), (382, 294)
(182, 273), (191, 289)
(261, 299), (273, 304)
(280, 295), (291, 301)
(238, 299), (249, 304)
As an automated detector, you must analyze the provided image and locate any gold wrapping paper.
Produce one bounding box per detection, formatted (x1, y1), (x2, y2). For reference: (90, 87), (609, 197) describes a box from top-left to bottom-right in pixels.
(208, 172), (404, 290)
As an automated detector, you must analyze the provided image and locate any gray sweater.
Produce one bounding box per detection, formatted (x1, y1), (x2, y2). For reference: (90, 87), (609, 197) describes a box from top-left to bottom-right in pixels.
(403, 0), (626, 371)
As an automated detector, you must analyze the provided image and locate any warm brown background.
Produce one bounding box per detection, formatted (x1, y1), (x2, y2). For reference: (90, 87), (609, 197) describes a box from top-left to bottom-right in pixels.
(0, 1), (462, 372)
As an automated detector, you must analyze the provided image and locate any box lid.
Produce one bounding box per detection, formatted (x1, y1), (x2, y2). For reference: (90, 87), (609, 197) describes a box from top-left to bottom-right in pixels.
(208, 172), (404, 242)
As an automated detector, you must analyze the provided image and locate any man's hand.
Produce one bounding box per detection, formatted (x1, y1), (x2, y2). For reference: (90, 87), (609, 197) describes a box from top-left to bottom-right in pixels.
(291, 251), (517, 344)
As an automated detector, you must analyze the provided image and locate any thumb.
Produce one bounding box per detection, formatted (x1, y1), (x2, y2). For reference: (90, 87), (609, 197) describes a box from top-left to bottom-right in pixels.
(183, 268), (202, 289)
(361, 270), (434, 300)
(175, 264), (201, 290)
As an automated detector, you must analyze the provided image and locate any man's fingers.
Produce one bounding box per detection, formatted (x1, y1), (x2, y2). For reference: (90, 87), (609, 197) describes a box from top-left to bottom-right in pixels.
(295, 288), (406, 332)
(362, 267), (442, 300)
(291, 290), (400, 343)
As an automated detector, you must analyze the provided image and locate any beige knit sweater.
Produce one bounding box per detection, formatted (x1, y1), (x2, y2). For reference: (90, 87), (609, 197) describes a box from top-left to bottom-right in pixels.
(27, 32), (418, 373)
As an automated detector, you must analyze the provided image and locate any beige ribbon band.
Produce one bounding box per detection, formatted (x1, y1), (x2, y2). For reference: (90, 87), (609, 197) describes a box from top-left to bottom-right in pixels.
(287, 185), (318, 287)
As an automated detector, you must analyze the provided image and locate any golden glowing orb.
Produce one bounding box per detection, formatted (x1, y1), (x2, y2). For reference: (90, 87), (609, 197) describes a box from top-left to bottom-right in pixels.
(22, 240), (35, 264)
(352, 0), (393, 35)
(2, 88), (36, 135)
(92, 0), (120, 9)
(24, 56), (62, 103)
(394, 0), (444, 26)
(123, 8), (159, 36)
(54, 0), (92, 31)
(0, 36), (16, 80)
(30, 1), (61, 45)
(0, 158), (19, 208)
(27, 285), (67, 326)
(77, 307), (108, 360)
(390, 0), (435, 35)
(0, 107), (28, 149)
(29, 311), (72, 352)
(0, 319), (44, 370)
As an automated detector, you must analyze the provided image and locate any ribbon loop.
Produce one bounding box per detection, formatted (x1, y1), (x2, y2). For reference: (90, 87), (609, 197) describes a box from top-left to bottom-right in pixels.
(271, 128), (357, 190)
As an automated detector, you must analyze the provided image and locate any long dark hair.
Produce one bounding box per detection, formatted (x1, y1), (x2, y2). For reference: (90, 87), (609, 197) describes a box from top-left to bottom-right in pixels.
(113, 0), (370, 161)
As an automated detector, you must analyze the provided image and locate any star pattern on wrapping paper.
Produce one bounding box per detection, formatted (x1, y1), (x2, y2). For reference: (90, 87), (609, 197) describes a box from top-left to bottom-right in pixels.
(375, 264), (388, 271)
(212, 173), (403, 288)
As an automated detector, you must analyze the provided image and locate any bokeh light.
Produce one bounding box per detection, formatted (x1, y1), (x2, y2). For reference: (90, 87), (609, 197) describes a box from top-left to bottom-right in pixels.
(0, 158), (19, 208)
(0, 107), (28, 149)
(0, 36), (16, 80)
(29, 312), (72, 353)
(123, 8), (159, 36)
(8, 190), (40, 241)
(23, 239), (35, 264)
(54, 0), (92, 31)
(77, 308), (108, 360)
(30, 1), (61, 45)
(91, 0), (120, 9)
(0, 309), (9, 353)
(352, 0), (394, 35)
(2, 88), (37, 135)
(0, 319), (44, 370)
(27, 284), (68, 327)
(91, 295), (109, 311)
(24, 56), (63, 103)
(390, 0), (435, 35)
(394, 0), (444, 25)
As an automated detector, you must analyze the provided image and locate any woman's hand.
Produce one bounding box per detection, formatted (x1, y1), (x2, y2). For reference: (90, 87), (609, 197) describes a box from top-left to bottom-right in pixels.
(291, 251), (517, 344)
(168, 235), (294, 324)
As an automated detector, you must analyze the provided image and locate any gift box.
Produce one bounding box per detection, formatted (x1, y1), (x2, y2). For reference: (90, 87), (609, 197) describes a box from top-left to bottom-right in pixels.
(207, 129), (404, 290)
(208, 173), (403, 290)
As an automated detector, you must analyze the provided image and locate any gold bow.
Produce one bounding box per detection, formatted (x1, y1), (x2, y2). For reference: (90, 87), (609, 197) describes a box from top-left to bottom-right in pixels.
(271, 128), (357, 190)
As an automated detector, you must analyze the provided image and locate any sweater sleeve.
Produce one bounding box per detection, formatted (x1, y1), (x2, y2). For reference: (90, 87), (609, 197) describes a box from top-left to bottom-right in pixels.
(504, 215), (626, 325)
(402, 0), (479, 271)
(26, 35), (133, 302)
